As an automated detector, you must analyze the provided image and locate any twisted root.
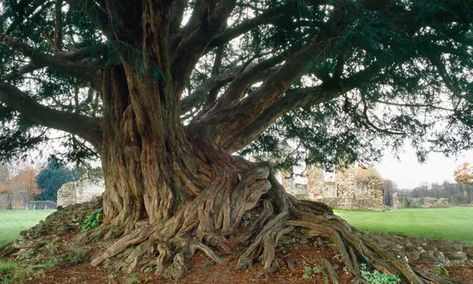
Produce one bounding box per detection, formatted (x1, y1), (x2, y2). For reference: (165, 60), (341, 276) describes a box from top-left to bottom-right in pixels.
(89, 158), (449, 283)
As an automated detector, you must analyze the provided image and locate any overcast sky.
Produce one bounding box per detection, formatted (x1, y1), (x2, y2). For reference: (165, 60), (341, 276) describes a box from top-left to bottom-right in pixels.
(375, 147), (472, 190)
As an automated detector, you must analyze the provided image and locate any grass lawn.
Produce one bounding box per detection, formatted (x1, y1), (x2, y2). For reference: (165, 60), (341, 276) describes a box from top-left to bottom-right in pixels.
(1, 208), (472, 249)
(0, 210), (54, 248)
(335, 207), (473, 243)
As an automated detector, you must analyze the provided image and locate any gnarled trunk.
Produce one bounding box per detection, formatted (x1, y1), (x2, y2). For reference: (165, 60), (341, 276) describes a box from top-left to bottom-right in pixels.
(85, 26), (436, 281)
(85, 66), (444, 283)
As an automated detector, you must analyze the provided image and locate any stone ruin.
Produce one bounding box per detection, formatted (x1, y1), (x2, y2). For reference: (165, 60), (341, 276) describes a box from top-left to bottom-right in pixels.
(57, 179), (105, 207)
(392, 193), (449, 209)
(25, 201), (57, 210)
(0, 191), (29, 209)
(0, 191), (56, 210)
(279, 166), (386, 211)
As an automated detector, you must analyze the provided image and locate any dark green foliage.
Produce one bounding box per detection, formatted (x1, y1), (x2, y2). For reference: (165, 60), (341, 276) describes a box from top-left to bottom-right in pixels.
(1, 0), (472, 170)
(360, 263), (400, 284)
(35, 158), (79, 202)
(81, 208), (103, 232)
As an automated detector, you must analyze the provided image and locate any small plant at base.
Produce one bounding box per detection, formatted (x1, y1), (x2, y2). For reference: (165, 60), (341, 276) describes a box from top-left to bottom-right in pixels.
(360, 263), (400, 284)
(302, 266), (313, 280)
(302, 265), (327, 283)
(45, 242), (60, 254)
(0, 261), (27, 284)
(123, 272), (141, 284)
(81, 208), (103, 232)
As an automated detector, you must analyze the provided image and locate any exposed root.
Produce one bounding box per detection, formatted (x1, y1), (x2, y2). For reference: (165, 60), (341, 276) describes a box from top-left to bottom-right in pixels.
(86, 157), (452, 283)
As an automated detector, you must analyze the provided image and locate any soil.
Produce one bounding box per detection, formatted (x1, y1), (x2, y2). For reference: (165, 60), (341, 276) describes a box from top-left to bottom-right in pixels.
(17, 242), (473, 284)
(20, 246), (353, 284)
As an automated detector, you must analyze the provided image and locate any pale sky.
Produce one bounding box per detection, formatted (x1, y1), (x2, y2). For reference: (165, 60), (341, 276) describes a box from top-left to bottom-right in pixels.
(375, 148), (472, 190)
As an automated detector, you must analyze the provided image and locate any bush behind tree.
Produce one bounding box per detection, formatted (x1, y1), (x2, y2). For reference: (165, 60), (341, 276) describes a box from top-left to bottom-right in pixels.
(34, 158), (79, 202)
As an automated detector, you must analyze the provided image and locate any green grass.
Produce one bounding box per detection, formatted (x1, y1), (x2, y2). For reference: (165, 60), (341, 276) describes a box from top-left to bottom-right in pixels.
(0, 210), (54, 248)
(335, 207), (473, 243)
(1, 208), (472, 249)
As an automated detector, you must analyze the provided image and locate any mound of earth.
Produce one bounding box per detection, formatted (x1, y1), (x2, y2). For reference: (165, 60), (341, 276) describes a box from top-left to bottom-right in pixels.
(1, 201), (472, 284)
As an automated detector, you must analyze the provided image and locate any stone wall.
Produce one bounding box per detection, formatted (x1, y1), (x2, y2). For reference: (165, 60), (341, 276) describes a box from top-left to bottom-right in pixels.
(0, 191), (29, 209)
(280, 166), (386, 211)
(26, 201), (57, 210)
(57, 180), (104, 207)
(392, 193), (449, 208)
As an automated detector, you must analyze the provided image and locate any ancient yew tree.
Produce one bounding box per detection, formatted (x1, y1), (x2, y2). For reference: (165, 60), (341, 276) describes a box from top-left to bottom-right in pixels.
(1, 0), (472, 282)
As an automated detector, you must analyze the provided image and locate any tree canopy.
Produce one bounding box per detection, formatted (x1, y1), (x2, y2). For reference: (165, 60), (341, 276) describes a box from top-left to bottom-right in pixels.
(0, 0), (472, 169)
(2, 2), (473, 281)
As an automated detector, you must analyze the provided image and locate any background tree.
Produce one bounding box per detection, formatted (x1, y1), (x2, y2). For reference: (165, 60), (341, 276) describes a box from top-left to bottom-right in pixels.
(454, 162), (473, 186)
(382, 179), (398, 207)
(35, 158), (78, 202)
(355, 167), (381, 184)
(0, 164), (41, 198)
(408, 181), (473, 205)
(1, 0), (473, 282)
(0, 164), (9, 185)
(0, 163), (10, 193)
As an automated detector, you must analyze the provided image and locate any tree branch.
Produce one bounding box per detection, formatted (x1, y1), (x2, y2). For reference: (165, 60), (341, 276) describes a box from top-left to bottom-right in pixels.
(207, 5), (286, 49)
(0, 63), (45, 81)
(1, 35), (103, 88)
(169, 0), (187, 36)
(54, 0), (64, 50)
(65, 0), (109, 36)
(215, 54), (286, 109)
(171, 0), (236, 95)
(189, 37), (336, 145)
(181, 52), (284, 116)
(0, 83), (102, 146)
(218, 59), (397, 152)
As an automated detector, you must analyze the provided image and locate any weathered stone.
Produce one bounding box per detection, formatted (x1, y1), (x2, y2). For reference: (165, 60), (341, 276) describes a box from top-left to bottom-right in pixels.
(392, 194), (450, 209)
(26, 201), (56, 209)
(57, 180), (104, 207)
(279, 165), (385, 211)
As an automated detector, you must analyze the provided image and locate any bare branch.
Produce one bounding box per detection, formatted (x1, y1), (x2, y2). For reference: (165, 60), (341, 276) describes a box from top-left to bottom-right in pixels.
(360, 94), (405, 135)
(0, 83), (102, 146)
(374, 100), (454, 112)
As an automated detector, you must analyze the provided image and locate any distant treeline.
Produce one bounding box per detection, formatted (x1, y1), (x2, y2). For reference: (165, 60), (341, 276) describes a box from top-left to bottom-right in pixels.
(408, 182), (473, 205)
(384, 182), (473, 206)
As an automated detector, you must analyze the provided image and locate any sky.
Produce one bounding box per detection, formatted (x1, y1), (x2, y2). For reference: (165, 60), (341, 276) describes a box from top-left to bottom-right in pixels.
(375, 148), (472, 190)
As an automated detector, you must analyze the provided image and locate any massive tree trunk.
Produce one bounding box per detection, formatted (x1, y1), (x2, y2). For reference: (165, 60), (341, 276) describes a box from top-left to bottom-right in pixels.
(86, 67), (431, 283)
(63, 4), (436, 283)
